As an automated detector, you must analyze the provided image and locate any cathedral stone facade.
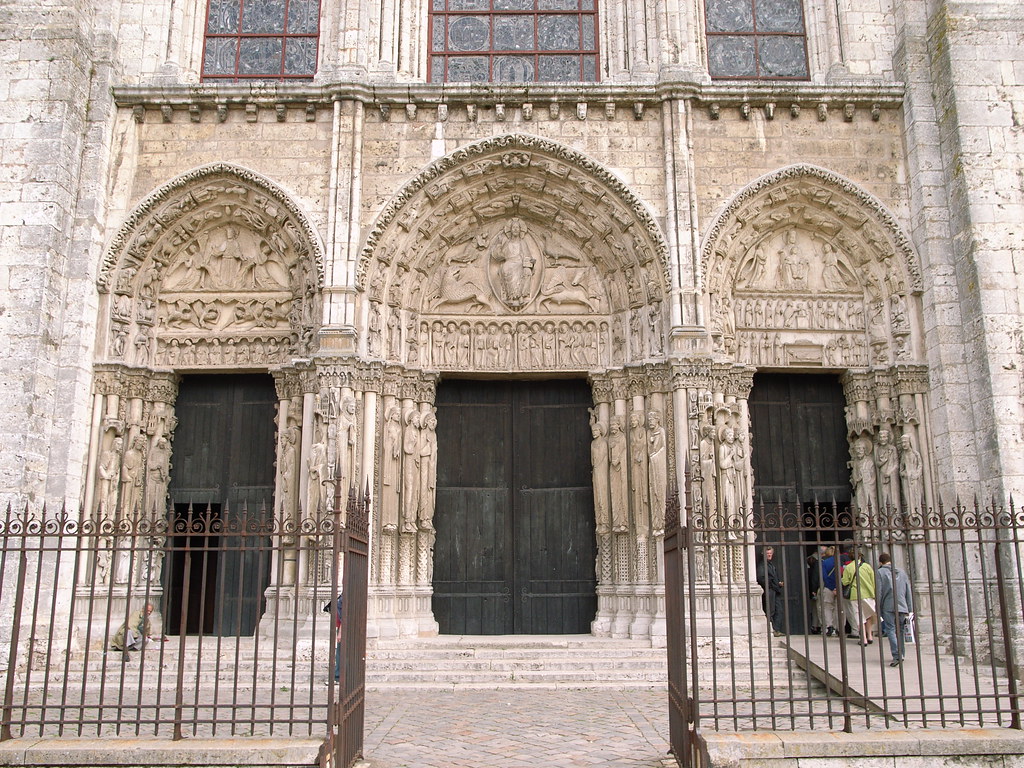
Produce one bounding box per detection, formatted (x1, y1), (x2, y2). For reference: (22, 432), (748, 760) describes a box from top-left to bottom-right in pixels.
(1, 0), (1023, 643)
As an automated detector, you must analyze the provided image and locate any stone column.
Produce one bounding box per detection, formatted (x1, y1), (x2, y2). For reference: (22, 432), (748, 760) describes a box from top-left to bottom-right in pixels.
(589, 374), (615, 637)
(366, 367), (438, 639)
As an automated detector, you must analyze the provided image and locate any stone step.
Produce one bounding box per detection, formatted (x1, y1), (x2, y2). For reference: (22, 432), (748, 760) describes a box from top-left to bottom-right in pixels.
(361, 635), (670, 689)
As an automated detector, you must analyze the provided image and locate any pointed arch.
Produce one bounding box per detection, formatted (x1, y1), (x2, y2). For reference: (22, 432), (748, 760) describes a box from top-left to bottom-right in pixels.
(700, 163), (921, 295)
(100, 163), (326, 290)
(357, 133), (670, 291)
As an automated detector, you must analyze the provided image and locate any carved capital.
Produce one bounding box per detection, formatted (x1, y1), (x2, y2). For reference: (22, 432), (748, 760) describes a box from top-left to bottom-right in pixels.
(841, 370), (875, 403)
(670, 360), (714, 390)
(892, 364), (930, 396)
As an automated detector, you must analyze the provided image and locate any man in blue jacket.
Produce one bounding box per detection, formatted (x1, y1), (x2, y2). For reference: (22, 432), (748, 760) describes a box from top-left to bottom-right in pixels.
(819, 545), (839, 637)
(875, 552), (913, 666)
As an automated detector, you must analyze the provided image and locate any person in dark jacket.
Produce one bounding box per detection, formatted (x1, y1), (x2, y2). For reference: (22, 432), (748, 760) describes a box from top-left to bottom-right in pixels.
(806, 549), (822, 634)
(876, 552), (913, 666)
(755, 546), (785, 636)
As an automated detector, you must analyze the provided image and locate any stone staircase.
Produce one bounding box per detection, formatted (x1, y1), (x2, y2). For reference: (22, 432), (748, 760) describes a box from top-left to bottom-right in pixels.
(365, 635), (669, 690)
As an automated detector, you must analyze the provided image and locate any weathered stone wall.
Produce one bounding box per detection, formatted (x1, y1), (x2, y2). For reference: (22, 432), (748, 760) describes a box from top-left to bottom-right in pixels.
(3, 0), (1023, 542)
(0, 1), (117, 505)
(924, 1), (1024, 503)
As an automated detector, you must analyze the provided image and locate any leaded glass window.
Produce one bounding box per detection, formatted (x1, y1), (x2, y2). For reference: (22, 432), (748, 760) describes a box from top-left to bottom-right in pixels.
(705, 0), (808, 80)
(429, 0), (599, 83)
(202, 0), (320, 81)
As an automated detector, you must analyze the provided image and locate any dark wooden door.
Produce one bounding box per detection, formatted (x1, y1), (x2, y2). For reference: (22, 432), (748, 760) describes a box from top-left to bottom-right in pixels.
(748, 373), (849, 633)
(432, 379), (597, 635)
(166, 374), (277, 636)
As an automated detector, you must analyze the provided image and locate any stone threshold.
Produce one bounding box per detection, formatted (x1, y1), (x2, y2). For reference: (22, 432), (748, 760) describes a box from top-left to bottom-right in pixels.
(0, 738), (323, 767)
(703, 728), (1024, 767)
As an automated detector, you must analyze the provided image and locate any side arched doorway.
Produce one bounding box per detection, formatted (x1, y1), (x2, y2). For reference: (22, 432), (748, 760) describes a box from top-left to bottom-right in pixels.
(748, 372), (851, 634)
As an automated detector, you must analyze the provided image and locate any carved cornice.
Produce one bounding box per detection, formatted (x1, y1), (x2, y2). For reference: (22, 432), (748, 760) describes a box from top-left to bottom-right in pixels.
(356, 133), (670, 291)
(700, 163), (921, 293)
(100, 163), (326, 289)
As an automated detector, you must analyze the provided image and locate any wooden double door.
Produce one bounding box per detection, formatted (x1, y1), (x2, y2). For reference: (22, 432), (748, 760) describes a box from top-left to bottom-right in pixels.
(748, 373), (850, 634)
(166, 374), (277, 636)
(432, 379), (597, 635)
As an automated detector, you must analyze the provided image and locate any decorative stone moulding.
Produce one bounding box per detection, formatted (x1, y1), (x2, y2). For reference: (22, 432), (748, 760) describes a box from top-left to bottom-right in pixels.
(700, 164), (923, 370)
(99, 163), (326, 370)
(357, 133), (672, 372)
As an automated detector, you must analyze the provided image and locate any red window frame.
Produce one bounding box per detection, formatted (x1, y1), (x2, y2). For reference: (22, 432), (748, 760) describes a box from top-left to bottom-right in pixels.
(428, 1), (600, 84)
(704, 0), (809, 81)
(201, 0), (321, 82)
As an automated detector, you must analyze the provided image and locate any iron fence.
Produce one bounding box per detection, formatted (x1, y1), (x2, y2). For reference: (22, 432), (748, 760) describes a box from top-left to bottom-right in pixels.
(0, 489), (368, 753)
(666, 493), (1024, 751)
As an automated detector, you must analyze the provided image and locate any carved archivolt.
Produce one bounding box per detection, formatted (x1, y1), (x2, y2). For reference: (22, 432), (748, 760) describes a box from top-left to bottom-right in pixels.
(701, 164), (922, 370)
(359, 134), (670, 372)
(98, 164), (325, 369)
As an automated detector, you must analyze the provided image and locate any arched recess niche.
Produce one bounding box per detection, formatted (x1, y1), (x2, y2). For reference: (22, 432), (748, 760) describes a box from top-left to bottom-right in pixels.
(98, 163), (325, 370)
(84, 164), (325, 528)
(356, 134), (672, 373)
(700, 164), (922, 371)
(697, 164), (935, 518)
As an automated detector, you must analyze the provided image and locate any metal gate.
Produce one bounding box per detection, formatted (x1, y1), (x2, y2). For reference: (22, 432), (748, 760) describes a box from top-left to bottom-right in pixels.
(665, 489), (1024, 764)
(325, 485), (369, 768)
(664, 488), (707, 768)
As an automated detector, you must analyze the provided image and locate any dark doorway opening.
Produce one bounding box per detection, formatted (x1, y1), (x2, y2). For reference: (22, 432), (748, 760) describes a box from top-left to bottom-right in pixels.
(166, 374), (277, 636)
(432, 379), (597, 635)
(748, 373), (851, 634)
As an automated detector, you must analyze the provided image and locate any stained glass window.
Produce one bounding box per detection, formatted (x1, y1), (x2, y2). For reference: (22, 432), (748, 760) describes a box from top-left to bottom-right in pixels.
(429, 0), (599, 83)
(202, 0), (320, 81)
(705, 0), (808, 80)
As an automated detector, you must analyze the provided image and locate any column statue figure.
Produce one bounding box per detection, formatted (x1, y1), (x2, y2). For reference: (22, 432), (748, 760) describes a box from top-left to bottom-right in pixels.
(698, 424), (716, 519)
(590, 419), (611, 535)
(419, 410), (437, 532)
(381, 405), (402, 533)
(607, 417), (629, 533)
(629, 411), (650, 536)
(899, 433), (924, 515)
(400, 409), (421, 534)
(849, 438), (877, 513)
(716, 425), (744, 526)
(875, 428), (900, 510)
(647, 410), (667, 535)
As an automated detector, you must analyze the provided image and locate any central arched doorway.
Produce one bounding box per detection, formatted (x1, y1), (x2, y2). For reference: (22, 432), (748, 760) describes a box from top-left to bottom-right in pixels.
(432, 378), (597, 634)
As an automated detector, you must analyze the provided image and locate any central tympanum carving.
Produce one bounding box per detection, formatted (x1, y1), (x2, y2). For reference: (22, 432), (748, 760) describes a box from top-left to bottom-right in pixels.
(425, 218), (603, 316)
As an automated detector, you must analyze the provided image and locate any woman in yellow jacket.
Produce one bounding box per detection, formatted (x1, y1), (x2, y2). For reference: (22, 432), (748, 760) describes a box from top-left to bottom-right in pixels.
(841, 548), (876, 645)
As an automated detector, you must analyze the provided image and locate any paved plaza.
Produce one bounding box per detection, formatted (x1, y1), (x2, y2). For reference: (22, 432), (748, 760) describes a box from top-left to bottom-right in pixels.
(362, 688), (674, 768)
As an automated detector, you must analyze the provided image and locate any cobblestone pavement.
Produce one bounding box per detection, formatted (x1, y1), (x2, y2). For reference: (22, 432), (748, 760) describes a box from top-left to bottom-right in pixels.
(362, 689), (674, 768)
